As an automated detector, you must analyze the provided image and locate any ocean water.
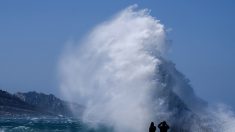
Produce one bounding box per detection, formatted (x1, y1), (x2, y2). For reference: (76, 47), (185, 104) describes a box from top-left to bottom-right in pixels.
(0, 117), (111, 132)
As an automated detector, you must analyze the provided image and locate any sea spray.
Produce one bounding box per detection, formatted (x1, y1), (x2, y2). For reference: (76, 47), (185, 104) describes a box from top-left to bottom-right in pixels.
(59, 5), (235, 132)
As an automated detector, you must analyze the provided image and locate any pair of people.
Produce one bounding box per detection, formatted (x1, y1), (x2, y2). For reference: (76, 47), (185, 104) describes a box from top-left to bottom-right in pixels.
(149, 121), (169, 132)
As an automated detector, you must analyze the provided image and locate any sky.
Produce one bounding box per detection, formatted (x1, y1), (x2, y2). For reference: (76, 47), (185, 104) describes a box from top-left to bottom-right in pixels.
(0, 0), (235, 109)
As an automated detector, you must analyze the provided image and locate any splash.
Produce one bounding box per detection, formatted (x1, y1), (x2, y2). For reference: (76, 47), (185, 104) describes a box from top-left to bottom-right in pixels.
(59, 5), (235, 132)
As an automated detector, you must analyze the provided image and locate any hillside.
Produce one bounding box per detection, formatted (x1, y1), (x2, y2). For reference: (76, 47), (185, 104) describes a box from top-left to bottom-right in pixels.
(0, 90), (82, 117)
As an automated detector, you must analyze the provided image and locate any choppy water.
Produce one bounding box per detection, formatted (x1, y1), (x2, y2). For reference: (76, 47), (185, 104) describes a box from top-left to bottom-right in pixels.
(0, 117), (111, 132)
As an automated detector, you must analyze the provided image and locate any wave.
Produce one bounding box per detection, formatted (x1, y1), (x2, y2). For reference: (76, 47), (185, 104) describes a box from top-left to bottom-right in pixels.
(59, 5), (235, 132)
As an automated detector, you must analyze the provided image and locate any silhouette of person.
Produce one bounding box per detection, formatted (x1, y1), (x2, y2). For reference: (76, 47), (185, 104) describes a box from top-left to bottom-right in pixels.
(158, 121), (169, 132)
(149, 122), (156, 132)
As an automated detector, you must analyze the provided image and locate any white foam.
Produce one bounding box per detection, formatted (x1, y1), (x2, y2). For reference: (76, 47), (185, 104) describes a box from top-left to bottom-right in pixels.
(59, 5), (235, 132)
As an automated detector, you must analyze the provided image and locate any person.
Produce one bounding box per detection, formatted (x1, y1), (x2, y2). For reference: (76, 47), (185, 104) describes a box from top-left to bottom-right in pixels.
(149, 122), (156, 132)
(158, 121), (170, 132)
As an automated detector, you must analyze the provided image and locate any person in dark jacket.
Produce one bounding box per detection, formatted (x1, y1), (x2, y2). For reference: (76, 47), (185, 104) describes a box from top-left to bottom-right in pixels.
(158, 121), (169, 132)
(149, 122), (156, 132)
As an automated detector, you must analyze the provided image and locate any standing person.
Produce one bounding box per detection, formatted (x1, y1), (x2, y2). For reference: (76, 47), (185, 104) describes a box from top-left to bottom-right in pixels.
(158, 121), (170, 132)
(149, 122), (156, 132)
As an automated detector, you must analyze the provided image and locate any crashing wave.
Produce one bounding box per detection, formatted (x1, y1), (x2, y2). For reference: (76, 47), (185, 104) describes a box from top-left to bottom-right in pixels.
(59, 5), (235, 132)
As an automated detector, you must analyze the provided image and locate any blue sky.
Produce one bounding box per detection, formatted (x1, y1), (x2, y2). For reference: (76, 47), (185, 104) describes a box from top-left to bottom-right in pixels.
(0, 0), (235, 109)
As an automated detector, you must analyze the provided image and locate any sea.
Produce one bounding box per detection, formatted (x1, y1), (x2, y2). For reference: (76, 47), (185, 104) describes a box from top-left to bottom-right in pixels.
(0, 116), (111, 132)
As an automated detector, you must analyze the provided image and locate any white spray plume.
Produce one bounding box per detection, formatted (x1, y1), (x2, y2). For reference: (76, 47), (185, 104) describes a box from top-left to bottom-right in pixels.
(59, 5), (235, 132)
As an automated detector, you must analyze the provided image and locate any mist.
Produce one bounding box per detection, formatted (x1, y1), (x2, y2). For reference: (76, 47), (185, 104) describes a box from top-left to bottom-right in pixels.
(59, 5), (235, 132)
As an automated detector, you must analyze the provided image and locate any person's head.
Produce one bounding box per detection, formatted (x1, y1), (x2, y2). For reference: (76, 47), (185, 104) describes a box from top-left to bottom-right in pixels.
(150, 122), (154, 126)
(162, 121), (166, 124)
